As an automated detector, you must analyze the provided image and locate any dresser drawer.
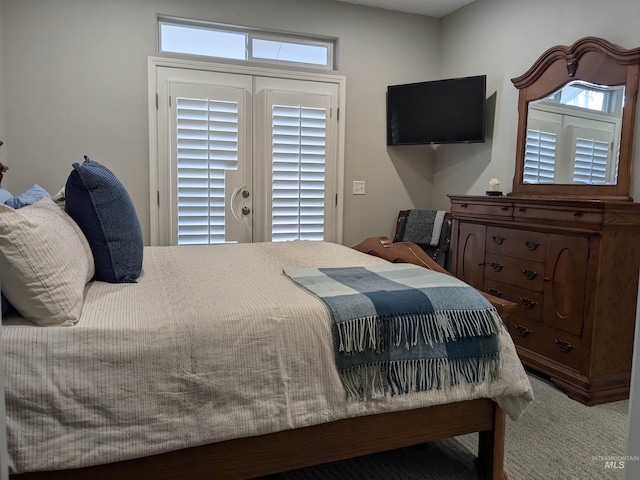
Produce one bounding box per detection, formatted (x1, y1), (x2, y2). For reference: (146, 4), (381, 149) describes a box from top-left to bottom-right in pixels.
(451, 201), (512, 217)
(484, 279), (543, 322)
(508, 316), (582, 371)
(484, 253), (545, 292)
(486, 226), (547, 262)
(513, 204), (603, 227)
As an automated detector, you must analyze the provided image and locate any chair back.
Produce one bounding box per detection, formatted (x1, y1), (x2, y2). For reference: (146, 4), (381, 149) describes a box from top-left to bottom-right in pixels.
(393, 209), (452, 268)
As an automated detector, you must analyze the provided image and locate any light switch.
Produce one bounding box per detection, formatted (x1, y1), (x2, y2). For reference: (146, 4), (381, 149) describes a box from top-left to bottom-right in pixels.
(353, 181), (366, 195)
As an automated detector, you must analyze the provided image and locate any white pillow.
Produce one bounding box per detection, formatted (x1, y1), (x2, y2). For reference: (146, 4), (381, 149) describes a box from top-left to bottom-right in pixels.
(0, 197), (94, 326)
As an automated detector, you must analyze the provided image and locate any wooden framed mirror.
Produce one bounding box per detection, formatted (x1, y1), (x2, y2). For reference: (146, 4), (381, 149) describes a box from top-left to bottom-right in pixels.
(510, 37), (640, 200)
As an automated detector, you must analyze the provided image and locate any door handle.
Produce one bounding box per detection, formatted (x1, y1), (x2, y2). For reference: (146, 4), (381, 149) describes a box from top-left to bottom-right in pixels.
(230, 186), (251, 222)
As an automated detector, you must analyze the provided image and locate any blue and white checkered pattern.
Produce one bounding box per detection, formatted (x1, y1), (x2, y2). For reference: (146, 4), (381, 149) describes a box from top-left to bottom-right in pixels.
(285, 263), (502, 399)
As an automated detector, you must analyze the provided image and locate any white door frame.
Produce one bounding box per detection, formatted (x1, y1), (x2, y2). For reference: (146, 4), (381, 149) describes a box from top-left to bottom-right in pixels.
(148, 56), (346, 246)
(253, 77), (339, 243)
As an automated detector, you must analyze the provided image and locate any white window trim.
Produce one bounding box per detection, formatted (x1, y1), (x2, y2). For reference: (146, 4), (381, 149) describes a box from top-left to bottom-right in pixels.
(148, 56), (346, 246)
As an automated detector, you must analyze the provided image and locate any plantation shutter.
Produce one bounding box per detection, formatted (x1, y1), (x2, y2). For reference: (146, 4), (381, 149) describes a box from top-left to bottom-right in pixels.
(252, 79), (338, 244)
(572, 137), (609, 184)
(523, 128), (557, 183)
(160, 73), (252, 246)
(175, 97), (240, 244)
(271, 105), (327, 241)
(567, 125), (615, 185)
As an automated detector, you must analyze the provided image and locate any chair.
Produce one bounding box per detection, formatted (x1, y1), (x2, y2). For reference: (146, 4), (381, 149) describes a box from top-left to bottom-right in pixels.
(393, 209), (453, 270)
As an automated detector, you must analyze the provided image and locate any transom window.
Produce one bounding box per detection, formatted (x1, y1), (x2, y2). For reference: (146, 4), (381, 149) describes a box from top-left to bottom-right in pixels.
(158, 17), (336, 69)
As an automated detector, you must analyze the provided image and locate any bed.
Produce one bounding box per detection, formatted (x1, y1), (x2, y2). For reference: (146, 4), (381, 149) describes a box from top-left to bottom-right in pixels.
(0, 158), (532, 480)
(0, 231), (533, 480)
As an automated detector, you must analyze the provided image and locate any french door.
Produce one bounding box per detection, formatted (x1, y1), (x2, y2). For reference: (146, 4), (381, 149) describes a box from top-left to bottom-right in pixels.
(152, 63), (342, 246)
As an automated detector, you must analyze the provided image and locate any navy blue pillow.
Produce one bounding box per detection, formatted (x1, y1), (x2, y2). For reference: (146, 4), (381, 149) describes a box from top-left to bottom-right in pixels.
(65, 156), (143, 283)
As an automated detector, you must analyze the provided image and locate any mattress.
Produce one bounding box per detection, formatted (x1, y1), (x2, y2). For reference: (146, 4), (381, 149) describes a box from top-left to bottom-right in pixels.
(2, 240), (534, 474)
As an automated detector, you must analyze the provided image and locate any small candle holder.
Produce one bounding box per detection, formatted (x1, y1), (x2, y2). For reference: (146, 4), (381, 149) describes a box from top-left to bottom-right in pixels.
(486, 178), (502, 196)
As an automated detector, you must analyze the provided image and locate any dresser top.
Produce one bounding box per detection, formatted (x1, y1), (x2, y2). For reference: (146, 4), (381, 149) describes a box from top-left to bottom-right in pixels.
(448, 194), (640, 230)
(448, 194), (640, 212)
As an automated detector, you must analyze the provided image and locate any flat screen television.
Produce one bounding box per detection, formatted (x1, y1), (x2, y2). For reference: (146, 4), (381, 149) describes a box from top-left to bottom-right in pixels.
(387, 75), (487, 146)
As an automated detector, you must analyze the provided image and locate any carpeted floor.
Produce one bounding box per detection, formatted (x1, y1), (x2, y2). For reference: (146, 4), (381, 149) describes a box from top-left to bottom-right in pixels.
(269, 372), (629, 479)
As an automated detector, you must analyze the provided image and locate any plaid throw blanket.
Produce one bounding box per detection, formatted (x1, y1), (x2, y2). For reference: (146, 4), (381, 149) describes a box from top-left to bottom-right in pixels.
(284, 263), (501, 400)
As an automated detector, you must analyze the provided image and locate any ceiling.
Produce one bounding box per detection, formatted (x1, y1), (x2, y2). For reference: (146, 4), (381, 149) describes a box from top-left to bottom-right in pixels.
(329, 0), (476, 18)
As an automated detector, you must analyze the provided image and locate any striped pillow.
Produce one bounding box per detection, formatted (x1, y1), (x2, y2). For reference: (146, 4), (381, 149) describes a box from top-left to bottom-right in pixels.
(0, 198), (94, 326)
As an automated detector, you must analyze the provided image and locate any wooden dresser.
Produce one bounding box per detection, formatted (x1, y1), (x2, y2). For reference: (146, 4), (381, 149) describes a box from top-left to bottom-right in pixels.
(449, 194), (640, 405)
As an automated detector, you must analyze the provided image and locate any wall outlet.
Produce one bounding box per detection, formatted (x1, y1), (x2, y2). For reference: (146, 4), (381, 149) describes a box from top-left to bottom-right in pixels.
(353, 180), (366, 195)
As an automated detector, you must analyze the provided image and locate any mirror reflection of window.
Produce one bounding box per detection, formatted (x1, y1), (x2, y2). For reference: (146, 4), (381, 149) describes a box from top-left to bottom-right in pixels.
(570, 128), (614, 184)
(524, 118), (559, 184)
(524, 81), (624, 185)
(547, 81), (624, 114)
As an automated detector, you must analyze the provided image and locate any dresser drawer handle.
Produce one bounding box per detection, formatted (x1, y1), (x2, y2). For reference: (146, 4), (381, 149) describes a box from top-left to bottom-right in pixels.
(524, 240), (540, 251)
(501, 206), (509, 211)
(521, 268), (539, 280)
(488, 288), (503, 297)
(489, 262), (504, 272)
(461, 203), (468, 208)
(514, 324), (532, 337)
(519, 297), (538, 309)
(518, 207), (526, 213)
(492, 235), (506, 245)
(554, 339), (575, 353)
(573, 211), (582, 217)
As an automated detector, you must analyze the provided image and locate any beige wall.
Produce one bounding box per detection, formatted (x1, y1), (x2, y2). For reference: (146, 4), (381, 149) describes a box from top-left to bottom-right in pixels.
(3, 0), (640, 244)
(433, 0), (640, 208)
(0, 0), (440, 247)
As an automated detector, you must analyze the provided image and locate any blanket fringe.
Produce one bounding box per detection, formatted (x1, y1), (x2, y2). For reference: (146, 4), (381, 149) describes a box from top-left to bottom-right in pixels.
(340, 354), (502, 400)
(337, 308), (501, 354)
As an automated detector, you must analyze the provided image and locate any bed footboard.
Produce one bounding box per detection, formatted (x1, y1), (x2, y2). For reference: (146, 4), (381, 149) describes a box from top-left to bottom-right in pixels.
(11, 399), (506, 480)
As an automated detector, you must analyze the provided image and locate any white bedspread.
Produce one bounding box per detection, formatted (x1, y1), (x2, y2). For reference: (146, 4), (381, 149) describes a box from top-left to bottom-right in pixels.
(2, 241), (534, 474)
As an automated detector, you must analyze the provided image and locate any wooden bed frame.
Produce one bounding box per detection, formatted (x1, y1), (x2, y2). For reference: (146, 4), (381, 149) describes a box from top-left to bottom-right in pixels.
(11, 237), (515, 480)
